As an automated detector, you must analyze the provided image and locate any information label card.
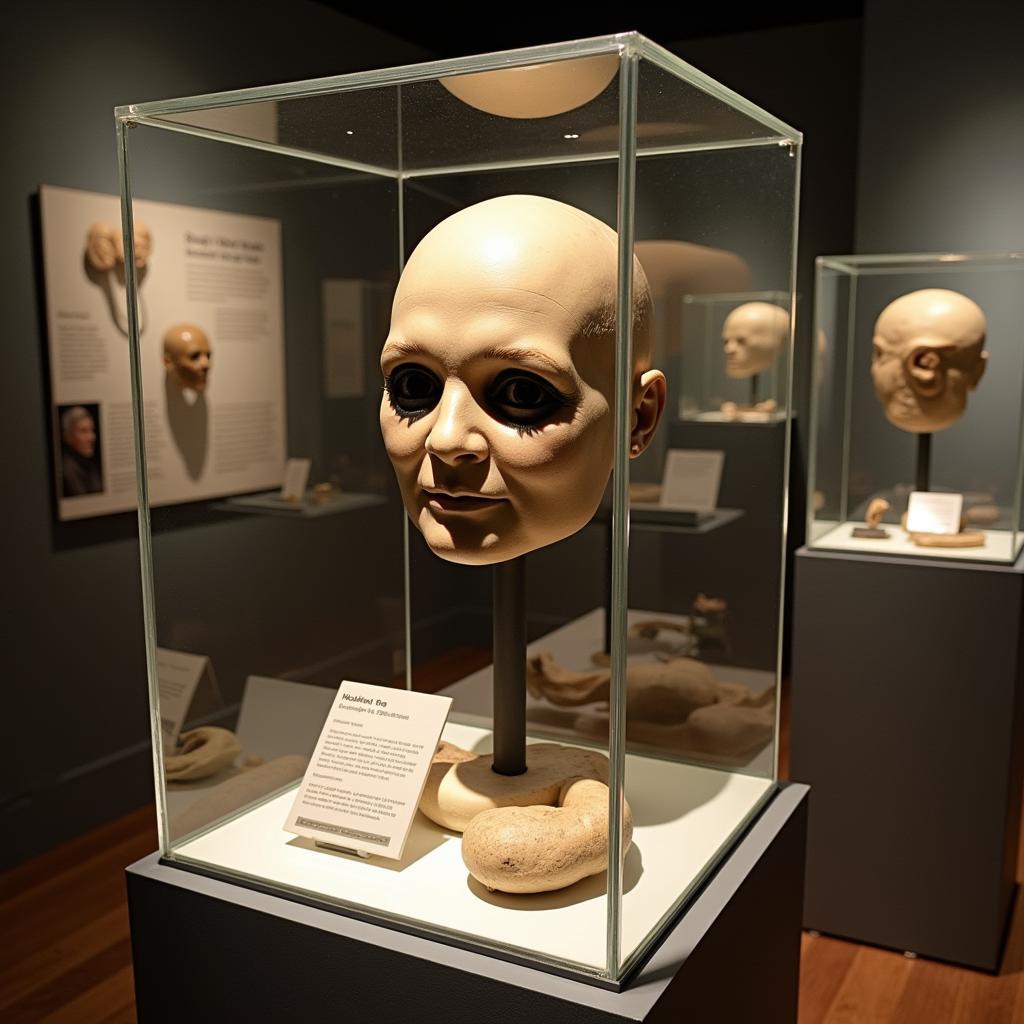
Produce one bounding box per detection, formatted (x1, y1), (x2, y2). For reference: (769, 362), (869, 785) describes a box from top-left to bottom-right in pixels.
(906, 490), (964, 536)
(284, 681), (452, 859)
(661, 448), (725, 512)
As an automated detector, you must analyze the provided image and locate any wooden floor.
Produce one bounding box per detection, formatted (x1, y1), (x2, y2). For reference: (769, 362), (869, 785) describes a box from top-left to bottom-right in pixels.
(4, 803), (1024, 1021)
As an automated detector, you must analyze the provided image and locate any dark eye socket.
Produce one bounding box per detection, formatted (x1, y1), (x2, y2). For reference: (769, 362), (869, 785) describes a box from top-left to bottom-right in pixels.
(384, 363), (441, 417)
(486, 370), (569, 427)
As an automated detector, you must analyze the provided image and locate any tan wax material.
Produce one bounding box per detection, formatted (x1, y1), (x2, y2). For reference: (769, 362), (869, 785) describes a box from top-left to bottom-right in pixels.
(440, 55), (618, 119)
(871, 288), (987, 433)
(419, 741), (632, 894)
(380, 194), (666, 566)
(721, 301), (789, 380)
(163, 323), (212, 393)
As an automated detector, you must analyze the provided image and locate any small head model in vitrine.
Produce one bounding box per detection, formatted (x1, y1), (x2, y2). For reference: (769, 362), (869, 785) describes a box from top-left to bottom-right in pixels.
(380, 194), (666, 567)
(163, 323), (212, 394)
(870, 288), (987, 434)
(721, 301), (789, 380)
(84, 220), (153, 335)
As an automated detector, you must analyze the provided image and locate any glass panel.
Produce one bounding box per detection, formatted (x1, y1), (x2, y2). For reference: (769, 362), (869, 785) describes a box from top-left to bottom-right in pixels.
(612, 62), (798, 977)
(810, 254), (1024, 564)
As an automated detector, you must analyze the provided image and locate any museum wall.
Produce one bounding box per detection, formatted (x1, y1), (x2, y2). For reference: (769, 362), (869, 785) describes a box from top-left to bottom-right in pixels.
(856, 0), (1024, 254)
(1, 0), (429, 869)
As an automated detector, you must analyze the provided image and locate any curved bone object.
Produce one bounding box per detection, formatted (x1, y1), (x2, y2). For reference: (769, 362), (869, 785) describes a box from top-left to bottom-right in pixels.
(910, 530), (985, 548)
(164, 727), (241, 782)
(528, 652), (774, 759)
(419, 741), (632, 894)
(528, 651), (720, 722)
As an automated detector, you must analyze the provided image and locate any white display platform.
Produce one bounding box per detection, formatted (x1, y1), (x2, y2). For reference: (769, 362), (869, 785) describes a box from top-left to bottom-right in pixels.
(174, 719), (773, 972)
(442, 608), (775, 776)
(812, 520), (1021, 563)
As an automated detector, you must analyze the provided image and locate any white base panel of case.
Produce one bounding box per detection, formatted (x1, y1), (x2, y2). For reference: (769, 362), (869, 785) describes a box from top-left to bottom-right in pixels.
(811, 521), (1022, 563)
(173, 719), (773, 972)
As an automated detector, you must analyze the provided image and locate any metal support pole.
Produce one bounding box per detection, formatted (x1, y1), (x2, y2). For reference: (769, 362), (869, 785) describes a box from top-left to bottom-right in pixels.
(492, 557), (526, 776)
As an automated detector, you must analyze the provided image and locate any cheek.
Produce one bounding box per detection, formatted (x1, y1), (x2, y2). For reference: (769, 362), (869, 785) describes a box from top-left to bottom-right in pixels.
(379, 401), (428, 465)
(496, 403), (613, 492)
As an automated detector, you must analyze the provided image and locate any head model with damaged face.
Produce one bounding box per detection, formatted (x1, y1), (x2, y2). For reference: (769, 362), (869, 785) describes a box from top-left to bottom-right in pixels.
(379, 195), (666, 566)
(871, 288), (987, 434)
(721, 302), (789, 380)
(163, 323), (212, 393)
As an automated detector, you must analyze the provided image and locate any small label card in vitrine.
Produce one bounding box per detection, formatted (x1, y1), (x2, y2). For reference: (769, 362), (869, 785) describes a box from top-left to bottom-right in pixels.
(906, 491), (964, 536)
(284, 681), (451, 859)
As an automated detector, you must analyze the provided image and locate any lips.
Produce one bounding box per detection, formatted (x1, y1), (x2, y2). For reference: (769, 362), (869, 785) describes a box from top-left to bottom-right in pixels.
(422, 488), (506, 513)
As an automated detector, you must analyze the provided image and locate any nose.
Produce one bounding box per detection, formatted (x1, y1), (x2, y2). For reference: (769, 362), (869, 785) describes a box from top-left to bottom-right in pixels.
(424, 382), (489, 465)
(724, 338), (739, 355)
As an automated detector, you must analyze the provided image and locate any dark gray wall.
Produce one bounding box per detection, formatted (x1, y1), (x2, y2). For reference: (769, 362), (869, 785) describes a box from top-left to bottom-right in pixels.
(856, 0), (1024, 253)
(1, 1), (429, 868)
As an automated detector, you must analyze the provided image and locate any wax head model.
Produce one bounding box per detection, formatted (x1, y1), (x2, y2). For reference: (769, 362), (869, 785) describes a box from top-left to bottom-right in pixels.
(380, 195), (666, 566)
(721, 302), (789, 380)
(163, 323), (212, 393)
(871, 288), (987, 434)
(85, 220), (152, 273)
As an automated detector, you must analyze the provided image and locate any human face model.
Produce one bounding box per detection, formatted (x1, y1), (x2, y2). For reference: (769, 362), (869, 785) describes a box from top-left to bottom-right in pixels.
(871, 288), (987, 434)
(380, 195), (665, 566)
(163, 323), (212, 393)
(64, 411), (96, 458)
(721, 302), (789, 380)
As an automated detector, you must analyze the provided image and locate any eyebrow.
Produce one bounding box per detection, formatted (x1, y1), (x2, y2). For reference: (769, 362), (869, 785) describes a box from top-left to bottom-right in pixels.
(381, 340), (574, 378)
(480, 345), (573, 377)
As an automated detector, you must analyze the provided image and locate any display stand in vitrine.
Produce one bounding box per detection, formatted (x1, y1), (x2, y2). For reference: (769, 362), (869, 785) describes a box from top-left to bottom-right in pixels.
(789, 545), (1024, 970)
(127, 783), (808, 1023)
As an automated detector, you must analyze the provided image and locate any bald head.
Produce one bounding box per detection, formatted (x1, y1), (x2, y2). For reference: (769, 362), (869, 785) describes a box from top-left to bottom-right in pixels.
(395, 195), (653, 371)
(721, 302), (789, 380)
(163, 323), (212, 393)
(871, 288), (987, 433)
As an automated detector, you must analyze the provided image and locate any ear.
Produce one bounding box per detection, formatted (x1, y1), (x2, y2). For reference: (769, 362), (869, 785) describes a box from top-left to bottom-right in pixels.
(630, 369), (666, 457)
(904, 346), (944, 397)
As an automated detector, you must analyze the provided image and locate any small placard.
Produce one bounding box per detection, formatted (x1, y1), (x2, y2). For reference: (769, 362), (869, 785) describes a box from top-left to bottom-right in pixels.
(280, 458), (311, 501)
(906, 491), (964, 535)
(661, 449), (725, 512)
(157, 648), (224, 749)
(285, 681), (452, 859)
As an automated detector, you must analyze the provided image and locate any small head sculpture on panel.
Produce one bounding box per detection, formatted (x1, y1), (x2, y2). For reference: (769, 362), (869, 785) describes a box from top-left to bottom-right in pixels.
(871, 288), (987, 433)
(163, 323), (212, 394)
(379, 194), (666, 566)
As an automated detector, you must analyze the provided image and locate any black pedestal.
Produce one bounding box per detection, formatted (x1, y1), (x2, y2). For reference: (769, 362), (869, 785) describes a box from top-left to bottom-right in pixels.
(127, 785), (808, 1023)
(790, 546), (1024, 970)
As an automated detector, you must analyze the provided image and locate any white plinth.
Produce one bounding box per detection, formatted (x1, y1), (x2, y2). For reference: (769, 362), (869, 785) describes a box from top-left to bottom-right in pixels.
(811, 520), (1021, 563)
(174, 719), (773, 972)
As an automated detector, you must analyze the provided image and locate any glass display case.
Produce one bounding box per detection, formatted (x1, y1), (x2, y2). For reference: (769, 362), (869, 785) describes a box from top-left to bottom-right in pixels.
(116, 33), (800, 985)
(676, 290), (791, 422)
(810, 252), (1024, 564)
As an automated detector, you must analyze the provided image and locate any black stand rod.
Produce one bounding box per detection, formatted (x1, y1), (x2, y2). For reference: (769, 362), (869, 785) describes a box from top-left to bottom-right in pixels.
(750, 373), (760, 407)
(492, 557), (526, 776)
(916, 433), (932, 493)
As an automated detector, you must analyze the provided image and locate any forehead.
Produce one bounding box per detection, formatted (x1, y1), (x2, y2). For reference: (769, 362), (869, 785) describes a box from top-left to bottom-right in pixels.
(386, 277), (612, 375)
